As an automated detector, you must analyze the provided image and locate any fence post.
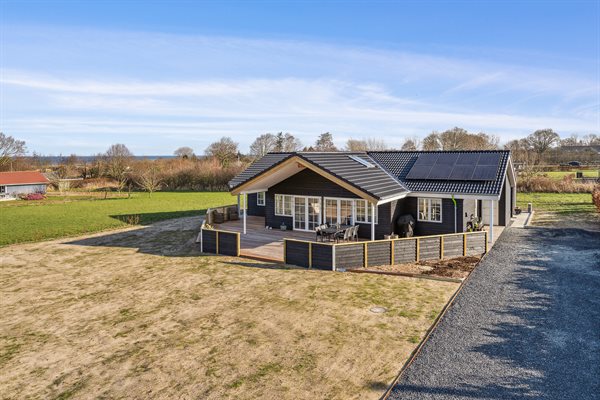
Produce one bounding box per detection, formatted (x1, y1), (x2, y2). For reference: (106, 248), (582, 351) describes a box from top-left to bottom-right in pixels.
(308, 242), (312, 269)
(283, 240), (287, 264)
(463, 234), (467, 256)
(237, 232), (241, 256)
(216, 231), (219, 255)
(332, 244), (336, 271)
(364, 242), (368, 268)
(390, 240), (395, 265)
(440, 236), (444, 259)
(484, 231), (489, 253)
(416, 238), (420, 262)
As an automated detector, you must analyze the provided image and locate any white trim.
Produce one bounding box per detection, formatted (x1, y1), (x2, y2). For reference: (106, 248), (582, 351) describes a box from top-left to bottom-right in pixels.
(323, 196), (378, 226)
(256, 191), (265, 206)
(417, 197), (443, 223)
(274, 194), (293, 216)
(1, 182), (49, 186)
(240, 188), (269, 194)
(376, 192), (408, 205)
(407, 192), (500, 201)
(292, 196), (322, 231)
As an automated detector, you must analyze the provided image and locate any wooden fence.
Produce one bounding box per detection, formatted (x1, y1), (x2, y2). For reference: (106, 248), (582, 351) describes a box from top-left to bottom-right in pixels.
(198, 221), (240, 257)
(284, 231), (487, 271)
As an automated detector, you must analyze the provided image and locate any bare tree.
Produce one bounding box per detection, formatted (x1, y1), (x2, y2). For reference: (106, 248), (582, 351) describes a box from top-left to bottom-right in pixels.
(439, 127), (468, 150)
(422, 132), (442, 151)
(365, 138), (388, 151)
(137, 163), (162, 196)
(250, 133), (277, 157)
(526, 129), (560, 164)
(174, 146), (195, 159)
(401, 138), (420, 151)
(581, 133), (600, 145)
(205, 137), (238, 167)
(0, 132), (27, 167)
(105, 144), (133, 192)
(273, 132), (302, 152)
(345, 139), (367, 151)
(314, 132), (337, 151)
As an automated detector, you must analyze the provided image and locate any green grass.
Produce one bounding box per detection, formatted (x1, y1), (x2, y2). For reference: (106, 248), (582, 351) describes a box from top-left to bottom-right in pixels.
(0, 192), (234, 246)
(517, 192), (595, 214)
(543, 170), (599, 180)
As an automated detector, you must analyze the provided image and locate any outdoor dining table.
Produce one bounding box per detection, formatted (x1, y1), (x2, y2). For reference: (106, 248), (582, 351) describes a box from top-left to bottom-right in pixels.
(320, 225), (352, 242)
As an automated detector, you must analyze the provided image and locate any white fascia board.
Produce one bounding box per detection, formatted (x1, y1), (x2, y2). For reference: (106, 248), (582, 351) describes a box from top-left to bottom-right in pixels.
(239, 188), (269, 194)
(376, 193), (408, 205)
(405, 192), (500, 201)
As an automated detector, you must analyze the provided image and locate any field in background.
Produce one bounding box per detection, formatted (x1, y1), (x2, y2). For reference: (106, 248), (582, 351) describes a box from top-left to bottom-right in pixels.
(517, 192), (599, 230)
(544, 170), (599, 180)
(0, 216), (458, 399)
(0, 192), (233, 246)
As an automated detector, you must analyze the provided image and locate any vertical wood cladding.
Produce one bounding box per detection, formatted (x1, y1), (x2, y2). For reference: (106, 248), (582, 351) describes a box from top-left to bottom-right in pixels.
(311, 243), (333, 270)
(395, 197), (463, 236)
(264, 168), (394, 239)
(247, 193), (265, 217)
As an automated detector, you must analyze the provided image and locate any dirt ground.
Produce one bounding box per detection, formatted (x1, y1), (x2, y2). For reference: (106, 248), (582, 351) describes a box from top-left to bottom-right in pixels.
(531, 211), (600, 231)
(0, 217), (458, 400)
(361, 256), (481, 280)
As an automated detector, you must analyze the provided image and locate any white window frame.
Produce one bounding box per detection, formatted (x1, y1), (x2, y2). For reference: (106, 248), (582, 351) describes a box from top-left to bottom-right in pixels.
(256, 192), (265, 206)
(0, 185), (5, 193)
(354, 199), (378, 224)
(274, 194), (293, 216)
(417, 198), (442, 223)
(323, 197), (378, 225)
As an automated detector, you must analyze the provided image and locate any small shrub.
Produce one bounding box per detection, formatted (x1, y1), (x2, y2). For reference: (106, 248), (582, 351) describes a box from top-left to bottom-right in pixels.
(19, 193), (46, 201)
(593, 186), (600, 213)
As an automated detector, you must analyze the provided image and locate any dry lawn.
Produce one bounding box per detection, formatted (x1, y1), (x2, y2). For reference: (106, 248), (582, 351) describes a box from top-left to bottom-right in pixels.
(0, 217), (458, 400)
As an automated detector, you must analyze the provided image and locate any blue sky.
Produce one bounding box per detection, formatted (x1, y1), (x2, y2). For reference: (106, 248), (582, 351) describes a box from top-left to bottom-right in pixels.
(1, 0), (598, 155)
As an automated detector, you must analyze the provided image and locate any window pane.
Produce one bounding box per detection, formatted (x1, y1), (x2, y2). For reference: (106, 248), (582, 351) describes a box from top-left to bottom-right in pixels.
(418, 198), (428, 221)
(355, 200), (366, 222)
(432, 199), (441, 221)
(325, 199), (338, 225)
(340, 200), (353, 225)
(284, 195), (292, 216)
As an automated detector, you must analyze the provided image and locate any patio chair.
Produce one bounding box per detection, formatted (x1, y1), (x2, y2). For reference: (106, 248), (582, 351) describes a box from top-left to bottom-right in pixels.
(212, 210), (224, 224)
(335, 227), (352, 243)
(351, 225), (360, 241)
(315, 225), (324, 242)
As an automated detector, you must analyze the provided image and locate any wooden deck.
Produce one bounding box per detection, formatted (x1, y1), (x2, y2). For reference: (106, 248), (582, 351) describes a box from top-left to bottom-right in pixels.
(216, 216), (317, 261)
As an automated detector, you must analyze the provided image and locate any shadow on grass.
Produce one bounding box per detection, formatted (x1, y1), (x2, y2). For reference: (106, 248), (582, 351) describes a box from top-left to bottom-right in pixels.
(67, 212), (207, 257)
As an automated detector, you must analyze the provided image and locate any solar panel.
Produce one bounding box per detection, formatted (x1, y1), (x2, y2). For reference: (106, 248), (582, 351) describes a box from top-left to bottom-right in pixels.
(427, 167), (452, 180)
(456, 153), (480, 165)
(477, 153), (501, 166)
(413, 153), (438, 166)
(405, 152), (502, 181)
(406, 165), (433, 179)
(448, 165), (475, 180)
(436, 153), (459, 165)
(471, 165), (498, 180)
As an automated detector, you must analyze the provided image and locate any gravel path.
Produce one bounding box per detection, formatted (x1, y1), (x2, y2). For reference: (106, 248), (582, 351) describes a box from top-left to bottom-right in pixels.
(388, 225), (600, 400)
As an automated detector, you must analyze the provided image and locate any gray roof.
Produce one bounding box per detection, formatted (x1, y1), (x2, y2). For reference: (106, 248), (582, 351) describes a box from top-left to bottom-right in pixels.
(368, 150), (510, 196)
(229, 150), (511, 199)
(229, 152), (408, 201)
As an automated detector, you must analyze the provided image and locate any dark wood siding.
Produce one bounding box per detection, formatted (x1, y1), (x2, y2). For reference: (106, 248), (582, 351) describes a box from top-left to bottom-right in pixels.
(311, 243), (333, 270)
(217, 232), (239, 256)
(202, 230), (217, 254)
(247, 193), (266, 217)
(285, 241), (310, 267)
(265, 169), (393, 239)
(395, 197), (463, 236)
(498, 181), (506, 226)
(335, 243), (365, 269)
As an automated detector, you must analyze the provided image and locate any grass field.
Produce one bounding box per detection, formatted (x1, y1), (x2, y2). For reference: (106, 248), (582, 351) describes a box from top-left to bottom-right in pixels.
(517, 192), (595, 214)
(544, 170), (599, 180)
(0, 191), (234, 246)
(0, 216), (458, 399)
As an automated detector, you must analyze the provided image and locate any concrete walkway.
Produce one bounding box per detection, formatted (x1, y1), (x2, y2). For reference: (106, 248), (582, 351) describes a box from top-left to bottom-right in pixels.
(388, 224), (600, 400)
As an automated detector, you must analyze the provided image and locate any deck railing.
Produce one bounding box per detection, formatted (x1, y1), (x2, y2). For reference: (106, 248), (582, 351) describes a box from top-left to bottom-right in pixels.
(284, 231), (488, 271)
(198, 219), (241, 257)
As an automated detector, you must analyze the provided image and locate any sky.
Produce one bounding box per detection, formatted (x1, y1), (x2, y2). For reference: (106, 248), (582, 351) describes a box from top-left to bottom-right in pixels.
(1, 0), (599, 155)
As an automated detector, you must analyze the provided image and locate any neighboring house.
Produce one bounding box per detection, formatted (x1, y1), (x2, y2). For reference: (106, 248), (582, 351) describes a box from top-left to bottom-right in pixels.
(228, 151), (516, 242)
(0, 171), (50, 199)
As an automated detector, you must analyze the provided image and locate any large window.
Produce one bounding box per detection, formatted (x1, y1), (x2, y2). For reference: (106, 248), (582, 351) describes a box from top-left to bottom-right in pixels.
(256, 192), (265, 206)
(324, 197), (377, 225)
(418, 198), (442, 223)
(0, 186), (5, 193)
(275, 194), (292, 216)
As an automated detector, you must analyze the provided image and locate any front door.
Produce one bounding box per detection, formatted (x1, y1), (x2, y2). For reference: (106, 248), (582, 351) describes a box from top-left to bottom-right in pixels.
(293, 196), (321, 231)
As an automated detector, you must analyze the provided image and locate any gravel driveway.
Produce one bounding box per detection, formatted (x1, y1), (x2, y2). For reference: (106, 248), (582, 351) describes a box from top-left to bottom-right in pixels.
(388, 225), (600, 400)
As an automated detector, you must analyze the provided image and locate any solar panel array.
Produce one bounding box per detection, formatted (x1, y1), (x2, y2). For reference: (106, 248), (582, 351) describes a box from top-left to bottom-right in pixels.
(406, 152), (501, 181)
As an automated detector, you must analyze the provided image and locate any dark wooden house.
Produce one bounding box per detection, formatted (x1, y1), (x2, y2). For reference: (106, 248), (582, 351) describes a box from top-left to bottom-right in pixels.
(229, 151), (516, 243)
